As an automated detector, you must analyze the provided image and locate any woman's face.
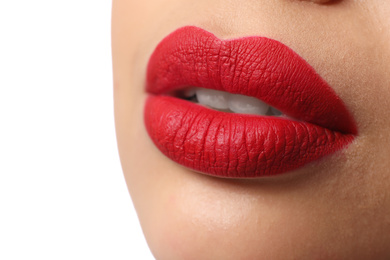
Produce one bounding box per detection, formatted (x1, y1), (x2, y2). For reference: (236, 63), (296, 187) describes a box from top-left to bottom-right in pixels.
(112, 0), (390, 259)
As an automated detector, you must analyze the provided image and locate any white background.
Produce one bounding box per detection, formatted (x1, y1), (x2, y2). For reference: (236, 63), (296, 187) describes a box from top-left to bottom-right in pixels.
(0, 1), (154, 259)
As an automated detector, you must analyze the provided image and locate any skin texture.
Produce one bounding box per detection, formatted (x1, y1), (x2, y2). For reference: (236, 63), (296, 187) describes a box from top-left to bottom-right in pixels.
(112, 0), (390, 259)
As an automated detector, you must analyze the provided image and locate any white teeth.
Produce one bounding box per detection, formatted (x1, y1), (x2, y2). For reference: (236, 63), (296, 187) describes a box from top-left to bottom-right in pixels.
(269, 106), (283, 116)
(227, 94), (269, 115)
(195, 88), (229, 110)
(192, 88), (283, 116)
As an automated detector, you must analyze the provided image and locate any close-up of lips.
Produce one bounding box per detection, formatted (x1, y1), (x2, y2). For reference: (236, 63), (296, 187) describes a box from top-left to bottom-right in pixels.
(112, 0), (390, 259)
(145, 26), (357, 178)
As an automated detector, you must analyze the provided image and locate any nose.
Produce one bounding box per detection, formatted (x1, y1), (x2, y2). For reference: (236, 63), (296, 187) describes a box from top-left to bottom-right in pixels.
(298, 0), (336, 3)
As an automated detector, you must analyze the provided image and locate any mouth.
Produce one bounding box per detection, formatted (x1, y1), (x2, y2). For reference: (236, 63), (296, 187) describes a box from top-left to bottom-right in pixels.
(172, 87), (284, 116)
(144, 26), (357, 178)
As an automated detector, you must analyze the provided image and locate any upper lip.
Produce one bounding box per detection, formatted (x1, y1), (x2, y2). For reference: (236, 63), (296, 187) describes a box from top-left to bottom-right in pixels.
(146, 26), (357, 135)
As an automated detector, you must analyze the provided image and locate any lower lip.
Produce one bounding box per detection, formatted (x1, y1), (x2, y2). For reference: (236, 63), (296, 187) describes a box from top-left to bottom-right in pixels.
(144, 95), (355, 178)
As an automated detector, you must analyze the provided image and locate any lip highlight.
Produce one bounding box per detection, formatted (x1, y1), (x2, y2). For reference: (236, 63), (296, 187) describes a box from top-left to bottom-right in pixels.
(144, 26), (357, 178)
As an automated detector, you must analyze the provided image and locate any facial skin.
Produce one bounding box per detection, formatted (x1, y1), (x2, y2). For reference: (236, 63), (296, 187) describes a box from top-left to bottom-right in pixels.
(112, 0), (390, 259)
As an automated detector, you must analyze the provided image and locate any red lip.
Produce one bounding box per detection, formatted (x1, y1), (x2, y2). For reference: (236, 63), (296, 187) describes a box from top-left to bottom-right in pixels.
(144, 26), (357, 178)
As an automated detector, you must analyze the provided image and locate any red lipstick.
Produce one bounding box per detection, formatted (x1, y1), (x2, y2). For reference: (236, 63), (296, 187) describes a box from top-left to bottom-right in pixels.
(144, 26), (357, 178)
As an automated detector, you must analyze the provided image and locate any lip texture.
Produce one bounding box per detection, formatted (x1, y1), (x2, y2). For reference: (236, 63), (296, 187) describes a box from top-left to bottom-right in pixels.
(144, 26), (357, 178)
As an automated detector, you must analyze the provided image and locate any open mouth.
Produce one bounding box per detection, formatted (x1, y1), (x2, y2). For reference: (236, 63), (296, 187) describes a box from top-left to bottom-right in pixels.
(174, 87), (283, 116)
(144, 26), (357, 178)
